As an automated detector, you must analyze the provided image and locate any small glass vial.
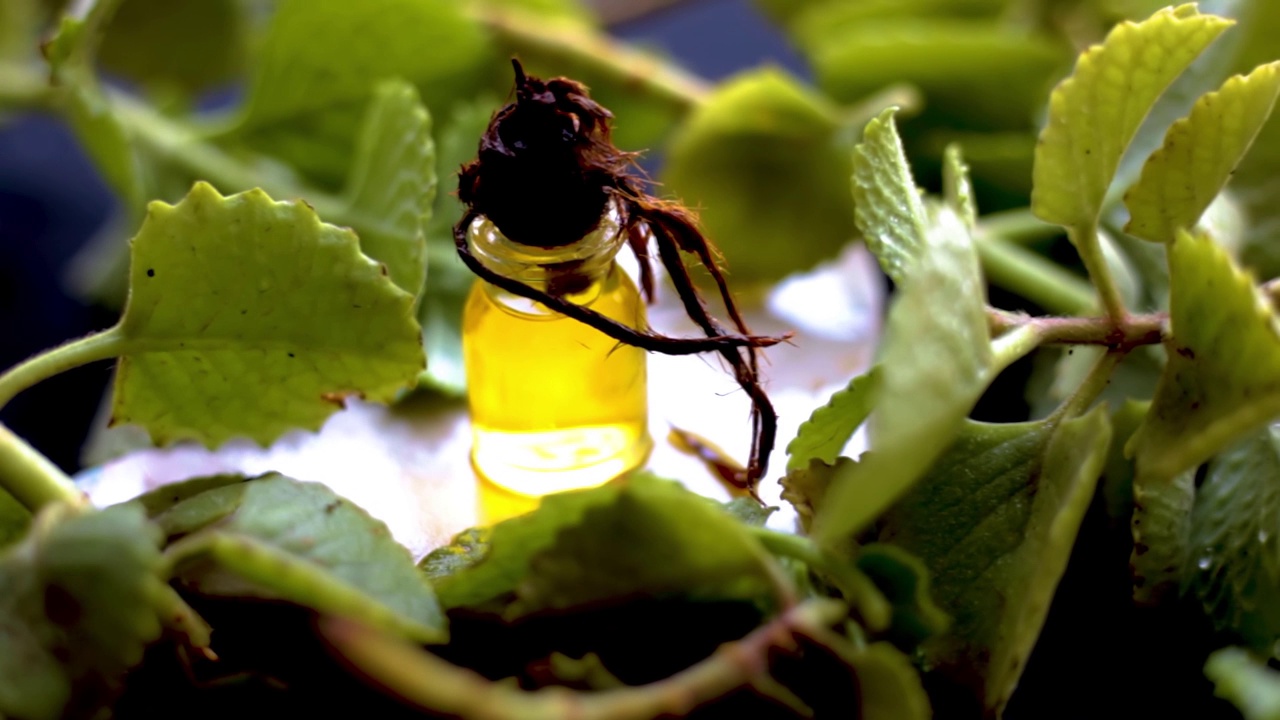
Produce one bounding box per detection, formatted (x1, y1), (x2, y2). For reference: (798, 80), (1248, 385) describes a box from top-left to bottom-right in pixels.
(462, 198), (653, 499)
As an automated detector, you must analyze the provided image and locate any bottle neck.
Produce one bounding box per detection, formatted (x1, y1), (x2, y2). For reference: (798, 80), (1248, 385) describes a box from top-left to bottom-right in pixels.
(466, 197), (626, 299)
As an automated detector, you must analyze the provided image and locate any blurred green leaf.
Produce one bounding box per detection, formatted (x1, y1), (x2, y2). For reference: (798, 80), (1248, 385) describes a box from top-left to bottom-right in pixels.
(1131, 466), (1196, 603)
(110, 182), (424, 447)
(1185, 425), (1280, 648)
(343, 78), (435, 298)
(780, 457), (850, 535)
(785, 366), (879, 473)
(0, 488), (30, 549)
(881, 408), (1112, 714)
(662, 68), (855, 283)
(0, 0), (41, 63)
(98, 0), (246, 95)
(0, 503), (165, 720)
(856, 544), (950, 649)
(844, 642), (933, 720)
(813, 19), (1065, 130)
(721, 497), (776, 527)
(1206, 646), (1280, 720)
(1129, 231), (1280, 486)
(232, 0), (492, 187)
(167, 474), (446, 642)
(1125, 62), (1280, 243)
(1032, 5), (1232, 230)
(511, 475), (782, 617)
(418, 98), (496, 394)
(815, 205), (991, 546)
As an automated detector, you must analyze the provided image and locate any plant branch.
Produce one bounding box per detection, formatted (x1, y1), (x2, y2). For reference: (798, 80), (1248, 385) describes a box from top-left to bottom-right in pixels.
(1069, 223), (1128, 322)
(0, 423), (84, 511)
(467, 5), (712, 110)
(974, 233), (1096, 314)
(978, 207), (1063, 246)
(0, 326), (127, 412)
(320, 598), (847, 720)
(987, 308), (1165, 351)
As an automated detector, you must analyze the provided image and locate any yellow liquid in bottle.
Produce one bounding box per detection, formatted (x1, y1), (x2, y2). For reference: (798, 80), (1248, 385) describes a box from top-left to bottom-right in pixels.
(463, 264), (652, 503)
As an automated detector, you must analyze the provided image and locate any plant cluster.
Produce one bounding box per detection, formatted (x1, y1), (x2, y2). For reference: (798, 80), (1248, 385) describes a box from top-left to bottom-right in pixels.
(3, 1), (1280, 718)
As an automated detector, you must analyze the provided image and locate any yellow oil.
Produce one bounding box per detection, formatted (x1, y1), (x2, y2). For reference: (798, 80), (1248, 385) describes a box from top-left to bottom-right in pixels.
(463, 263), (652, 508)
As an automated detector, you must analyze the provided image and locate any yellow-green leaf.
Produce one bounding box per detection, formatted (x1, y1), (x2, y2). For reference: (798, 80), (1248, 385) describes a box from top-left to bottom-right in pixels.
(1129, 230), (1280, 486)
(1032, 5), (1232, 229)
(111, 182), (424, 447)
(814, 206), (991, 546)
(852, 108), (928, 284)
(785, 366), (880, 472)
(1125, 61), (1280, 243)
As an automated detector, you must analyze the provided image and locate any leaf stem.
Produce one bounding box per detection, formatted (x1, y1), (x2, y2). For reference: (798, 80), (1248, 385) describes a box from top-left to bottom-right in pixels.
(974, 233), (1096, 314)
(1055, 349), (1124, 421)
(987, 308), (1165, 350)
(0, 326), (127, 412)
(990, 324), (1043, 375)
(467, 5), (712, 110)
(1069, 223), (1128, 322)
(0, 423), (85, 511)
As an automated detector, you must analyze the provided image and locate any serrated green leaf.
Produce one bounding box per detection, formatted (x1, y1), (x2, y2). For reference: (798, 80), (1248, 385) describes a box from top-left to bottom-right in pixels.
(721, 497), (777, 527)
(786, 367), (880, 473)
(815, 205), (991, 545)
(130, 473), (249, 519)
(780, 457), (851, 534)
(419, 527), (490, 582)
(852, 108), (928, 284)
(167, 474), (445, 642)
(98, 0), (246, 95)
(1206, 646), (1280, 720)
(343, 78), (435, 297)
(662, 68), (856, 283)
(110, 182), (424, 446)
(943, 143), (978, 230)
(1032, 5), (1233, 229)
(233, 0), (491, 186)
(512, 475), (782, 617)
(881, 408), (1111, 714)
(1129, 230), (1280, 485)
(1125, 62), (1280, 243)
(435, 480), (625, 610)
(1131, 465), (1195, 603)
(0, 503), (166, 720)
(1184, 425), (1280, 647)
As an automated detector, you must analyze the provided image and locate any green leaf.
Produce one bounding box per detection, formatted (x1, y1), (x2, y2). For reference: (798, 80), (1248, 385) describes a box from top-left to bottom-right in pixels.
(233, 0), (491, 186)
(662, 68), (856, 283)
(435, 480), (625, 610)
(844, 642), (933, 720)
(943, 143), (978, 229)
(0, 503), (166, 720)
(419, 527), (490, 582)
(811, 18), (1065, 130)
(852, 108), (928, 284)
(1129, 230), (1280, 485)
(856, 544), (950, 648)
(1130, 466), (1195, 603)
(343, 78), (436, 297)
(1125, 62), (1280, 243)
(780, 457), (850, 534)
(1206, 646), (1280, 720)
(110, 182), (424, 446)
(511, 475), (782, 617)
(166, 474), (446, 642)
(721, 497), (777, 527)
(880, 408), (1112, 714)
(1032, 5), (1232, 229)
(785, 366), (880, 472)
(814, 205), (991, 546)
(98, 0), (246, 95)
(0, 0), (39, 63)
(1184, 425), (1280, 647)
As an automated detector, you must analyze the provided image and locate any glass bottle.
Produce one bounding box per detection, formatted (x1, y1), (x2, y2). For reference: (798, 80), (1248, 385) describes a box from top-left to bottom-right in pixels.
(462, 197), (653, 500)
